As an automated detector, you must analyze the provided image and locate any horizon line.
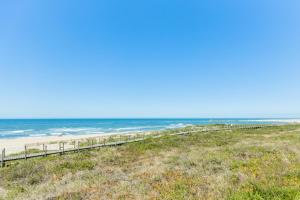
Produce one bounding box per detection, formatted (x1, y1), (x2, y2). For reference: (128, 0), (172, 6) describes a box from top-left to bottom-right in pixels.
(0, 117), (299, 120)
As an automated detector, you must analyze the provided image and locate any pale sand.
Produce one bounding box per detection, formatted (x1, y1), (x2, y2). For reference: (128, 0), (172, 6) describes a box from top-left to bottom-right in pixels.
(0, 132), (141, 155)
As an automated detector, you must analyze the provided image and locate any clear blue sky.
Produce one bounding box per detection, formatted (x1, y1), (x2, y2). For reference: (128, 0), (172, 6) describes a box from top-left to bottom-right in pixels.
(0, 0), (299, 118)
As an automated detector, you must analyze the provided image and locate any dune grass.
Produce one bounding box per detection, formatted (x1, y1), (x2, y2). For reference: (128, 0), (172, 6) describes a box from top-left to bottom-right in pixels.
(1, 124), (300, 199)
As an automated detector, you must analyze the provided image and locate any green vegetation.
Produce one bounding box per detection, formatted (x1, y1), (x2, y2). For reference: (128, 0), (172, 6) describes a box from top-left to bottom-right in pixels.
(1, 124), (300, 199)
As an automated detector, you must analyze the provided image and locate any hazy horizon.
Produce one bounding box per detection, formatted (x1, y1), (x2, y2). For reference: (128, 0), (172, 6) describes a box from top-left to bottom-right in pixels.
(0, 117), (299, 120)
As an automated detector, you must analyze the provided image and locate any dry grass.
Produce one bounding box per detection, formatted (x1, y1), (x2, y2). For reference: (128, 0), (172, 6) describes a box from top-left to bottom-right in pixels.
(1, 124), (300, 199)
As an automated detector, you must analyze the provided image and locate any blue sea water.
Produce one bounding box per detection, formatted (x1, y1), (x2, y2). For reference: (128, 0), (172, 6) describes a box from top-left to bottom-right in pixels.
(0, 118), (294, 139)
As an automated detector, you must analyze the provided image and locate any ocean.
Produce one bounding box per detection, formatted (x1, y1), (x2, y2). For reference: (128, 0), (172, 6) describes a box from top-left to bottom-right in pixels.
(0, 118), (297, 139)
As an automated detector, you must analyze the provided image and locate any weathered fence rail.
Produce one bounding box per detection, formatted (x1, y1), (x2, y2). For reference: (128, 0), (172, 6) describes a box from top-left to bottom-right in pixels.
(0, 124), (274, 167)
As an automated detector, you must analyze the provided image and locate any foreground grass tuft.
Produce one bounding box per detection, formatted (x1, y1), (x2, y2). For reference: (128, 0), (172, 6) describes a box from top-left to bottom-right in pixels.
(229, 183), (300, 200)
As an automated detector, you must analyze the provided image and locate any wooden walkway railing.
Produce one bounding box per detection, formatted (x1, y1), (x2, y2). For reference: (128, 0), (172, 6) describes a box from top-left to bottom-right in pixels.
(0, 124), (273, 167)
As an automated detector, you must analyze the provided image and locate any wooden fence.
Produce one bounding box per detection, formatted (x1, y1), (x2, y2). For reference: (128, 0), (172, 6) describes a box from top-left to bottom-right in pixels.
(0, 124), (273, 167)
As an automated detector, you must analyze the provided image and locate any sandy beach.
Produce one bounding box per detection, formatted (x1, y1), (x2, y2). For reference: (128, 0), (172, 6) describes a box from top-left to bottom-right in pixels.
(0, 132), (132, 155)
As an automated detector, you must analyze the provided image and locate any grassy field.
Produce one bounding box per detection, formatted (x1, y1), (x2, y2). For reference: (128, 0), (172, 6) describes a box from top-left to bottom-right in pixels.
(1, 124), (300, 200)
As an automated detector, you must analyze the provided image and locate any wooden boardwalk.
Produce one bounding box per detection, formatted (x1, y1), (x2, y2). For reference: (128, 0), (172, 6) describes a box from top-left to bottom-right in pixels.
(1, 124), (272, 167)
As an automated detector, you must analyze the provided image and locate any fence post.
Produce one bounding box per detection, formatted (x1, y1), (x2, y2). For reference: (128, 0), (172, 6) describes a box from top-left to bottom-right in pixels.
(43, 144), (47, 157)
(1, 148), (5, 167)
(62, 142), (65, 155)
(45, 145), (47, 156)
(59, 142), (62, 155)
(24, 145), (27, 160)
(77, 141), (80, 153)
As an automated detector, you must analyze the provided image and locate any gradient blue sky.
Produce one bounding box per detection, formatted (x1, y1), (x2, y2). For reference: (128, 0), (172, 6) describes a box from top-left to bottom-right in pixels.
(0, 0), (299, 118)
